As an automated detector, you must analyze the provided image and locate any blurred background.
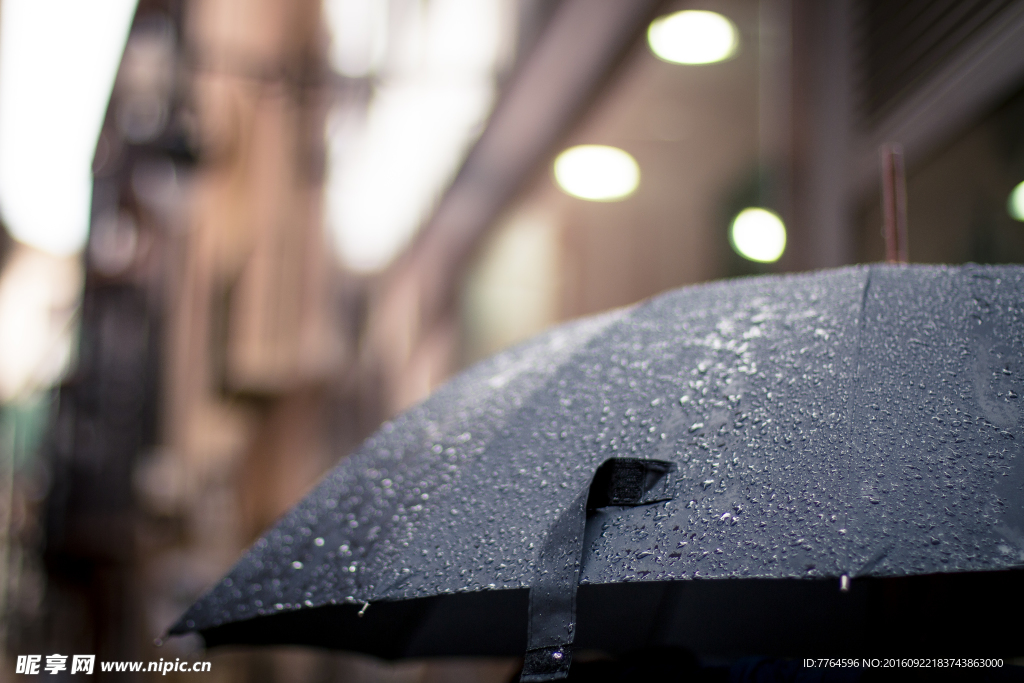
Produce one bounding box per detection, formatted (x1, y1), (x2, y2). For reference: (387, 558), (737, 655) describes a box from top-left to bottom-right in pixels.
(1, 0), (1024, 680)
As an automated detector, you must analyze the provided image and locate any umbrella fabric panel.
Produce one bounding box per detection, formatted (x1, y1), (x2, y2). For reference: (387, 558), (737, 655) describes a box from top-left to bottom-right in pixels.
(176, 266), (870, 633)
(175, 309), (626, 632)
(846, 265), (1024, 576)
(385, 265), (866, 594)
(574, 266), (867, 583)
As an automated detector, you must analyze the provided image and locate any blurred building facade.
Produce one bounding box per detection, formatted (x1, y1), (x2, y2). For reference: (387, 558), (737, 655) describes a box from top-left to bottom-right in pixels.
(3, 0), (1024, 680)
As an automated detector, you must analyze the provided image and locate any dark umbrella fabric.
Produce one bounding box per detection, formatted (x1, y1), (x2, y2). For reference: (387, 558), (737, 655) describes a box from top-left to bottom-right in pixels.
(171, 264), (1024, 670)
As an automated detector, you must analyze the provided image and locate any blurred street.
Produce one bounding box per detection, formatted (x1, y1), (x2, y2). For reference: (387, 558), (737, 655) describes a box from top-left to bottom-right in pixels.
(1, 0), (1024, 680)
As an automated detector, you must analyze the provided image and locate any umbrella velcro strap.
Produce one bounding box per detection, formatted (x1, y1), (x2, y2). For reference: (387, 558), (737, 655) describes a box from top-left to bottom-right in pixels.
(521, 458), (674, 682)
(587, 458), (674, 508)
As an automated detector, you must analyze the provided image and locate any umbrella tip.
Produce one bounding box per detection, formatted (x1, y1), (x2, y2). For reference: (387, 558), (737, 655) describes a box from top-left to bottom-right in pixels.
(357, 601), (370, 617)
(154, 637), (165, 647)
(839, 574), (850, 592)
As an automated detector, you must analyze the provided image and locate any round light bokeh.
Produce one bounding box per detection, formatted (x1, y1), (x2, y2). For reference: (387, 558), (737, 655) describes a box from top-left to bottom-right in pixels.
(1008, 180), (1024, 222)
(553, 145), (640, 201)
(647, 10), (738, 65)
(730, 207), (787, 263)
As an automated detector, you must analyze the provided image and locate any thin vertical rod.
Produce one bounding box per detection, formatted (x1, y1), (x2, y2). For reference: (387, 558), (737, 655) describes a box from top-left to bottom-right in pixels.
(880, 143), (908, 264)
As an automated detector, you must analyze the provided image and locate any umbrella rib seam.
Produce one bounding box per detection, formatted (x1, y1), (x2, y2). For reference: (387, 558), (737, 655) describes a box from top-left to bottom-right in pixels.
(845, 265), (874, 578)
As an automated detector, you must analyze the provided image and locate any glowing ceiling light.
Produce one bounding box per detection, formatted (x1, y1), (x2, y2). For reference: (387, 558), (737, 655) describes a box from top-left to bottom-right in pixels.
(1008, 180), (1024, 221)
(647, 10), (738, 65)
(730, 207), (786, 263)
(553, 145), (639, 201)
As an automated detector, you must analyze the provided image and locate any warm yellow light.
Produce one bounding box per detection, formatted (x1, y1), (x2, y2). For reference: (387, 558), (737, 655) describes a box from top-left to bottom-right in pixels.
(553, 145), (639, 201)
(1008, 180), (1024, 221)
(647, 10), (738, 65)
(730, 208), (786, 263)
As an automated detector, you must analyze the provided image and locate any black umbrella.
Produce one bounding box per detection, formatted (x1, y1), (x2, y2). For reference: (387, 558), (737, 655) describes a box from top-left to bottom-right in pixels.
(171, 264), (1024, 677)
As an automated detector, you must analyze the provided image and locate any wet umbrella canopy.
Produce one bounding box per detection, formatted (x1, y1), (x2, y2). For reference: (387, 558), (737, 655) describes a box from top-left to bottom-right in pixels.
(172, 265), (1024, 673)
